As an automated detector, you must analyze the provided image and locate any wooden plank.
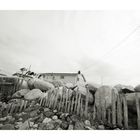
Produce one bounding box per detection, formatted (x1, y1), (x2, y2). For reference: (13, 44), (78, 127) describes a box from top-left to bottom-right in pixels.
(76, 92), (81, 115)
(67, 91), (71, 113)
(111, 89), (116, 127)
(70, 96), (75, 113)
(92, 104), (96, 120)
(80, 98), (84, 118)
(74, 89), (79, 113)
(53, 89), (59, 110)
(84, 87), (89, 118)
(117, 94), (122, 128)
(122, 94), (128, 129)
(135, 93), (140, 129)
(64, 89), (69, 112)
(102, 100), (106, 124)
(107, 109), (111, 125)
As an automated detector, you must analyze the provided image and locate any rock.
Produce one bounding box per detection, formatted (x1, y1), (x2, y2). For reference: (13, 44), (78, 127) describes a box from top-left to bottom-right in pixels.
(33, 78), (54, 91)
(74, 121), (85, 130)
(95, 86), (118, 108)
(98, 125), (105, 130)
(60, 121), (69, 130)
(84, 126), (95, 130)
(53, 110), (57, 113)
(19, 120), (30, 130)
(30, 110), (38, 118)
(55, 119), (62, 124)
(84, 120), (91, 126)
(19, 118), (23, 121)
(68, 124), (74, 130)
(24, 89), (43, 100)
(70, 115), (80, 122)
(135, 85), (140, 92)
(43, 117), (52, 124)
(52, 115), (58, 120)
(44, 111), (54, 118)
(57, 127), (63, 130)
(29, 121), (34, 127)
(0, 124), (15, 130)
(0, 117), (7, 122)
(45, 122), (55, 130)
(12, 89), (30, 98)
(0, 124), (3, 128)
(44, 108), (50, 112)
(114, 84), (134, 94)
(33, 124), (38, 128)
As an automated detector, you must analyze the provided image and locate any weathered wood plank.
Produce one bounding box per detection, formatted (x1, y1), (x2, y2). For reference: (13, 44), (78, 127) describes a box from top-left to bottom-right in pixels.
(122, 94), (128, 129)
(135, 93), (140, 129)
(117, 94), (122, 128)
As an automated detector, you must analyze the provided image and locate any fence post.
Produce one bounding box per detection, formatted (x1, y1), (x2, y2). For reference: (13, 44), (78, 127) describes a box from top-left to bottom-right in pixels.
(122, 94), (128, 129)
(111, 89), (116, 127)
(84, 86), (89, 118)
(102, 100), (106, 124)
(117, 94), (122, 128)
(74, 89), (79, 113)
(64, 89), (69, 112)
(107, 109), (111, 126)
(76, 92), (81, 115)
(135, 93), (140, 129)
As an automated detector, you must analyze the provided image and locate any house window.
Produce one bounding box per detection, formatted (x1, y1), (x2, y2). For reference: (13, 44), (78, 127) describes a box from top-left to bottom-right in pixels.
(60, 75), (64, 79)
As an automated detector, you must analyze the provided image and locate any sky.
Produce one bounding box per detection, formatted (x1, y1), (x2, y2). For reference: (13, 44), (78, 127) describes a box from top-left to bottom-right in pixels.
(0, 10), (140, 86)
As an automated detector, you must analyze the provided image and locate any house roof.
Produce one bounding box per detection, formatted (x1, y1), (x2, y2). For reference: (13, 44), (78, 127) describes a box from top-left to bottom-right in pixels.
(40, 73), (78, 76)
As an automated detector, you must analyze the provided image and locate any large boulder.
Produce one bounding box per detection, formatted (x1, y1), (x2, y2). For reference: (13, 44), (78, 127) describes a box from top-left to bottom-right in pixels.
(114, 84), (134, 94)
(134, 85), (140, 92)
(33, 78), (54, 91)
(24, 89), (42, 100)
(95, 86), (118, 108)
(12, 89), (30, 98)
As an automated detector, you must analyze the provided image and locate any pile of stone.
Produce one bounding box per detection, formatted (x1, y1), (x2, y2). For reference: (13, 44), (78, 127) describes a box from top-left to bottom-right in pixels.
(0, 98), (111, 130)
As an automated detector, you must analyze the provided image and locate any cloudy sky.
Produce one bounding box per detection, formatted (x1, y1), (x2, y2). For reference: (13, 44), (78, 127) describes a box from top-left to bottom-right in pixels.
(0, 11), (140, 86)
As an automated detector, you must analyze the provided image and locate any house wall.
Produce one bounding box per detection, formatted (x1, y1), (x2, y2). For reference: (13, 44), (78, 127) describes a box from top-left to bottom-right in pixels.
(43, 74), (77, 85)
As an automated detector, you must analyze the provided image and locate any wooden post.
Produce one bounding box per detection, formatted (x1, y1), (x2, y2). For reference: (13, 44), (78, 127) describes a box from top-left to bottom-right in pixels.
(74, 89), (79, 113)
(80, 98), (84, 118)
(93, 105), (96, 120)
(54, 89), (59, 110)
(102, 100), (106, 124)
(117, 94), (122, 128)
(122, 94), (128, 129)
(67, 91), (71, 113)
(111, 89), (116, 127)
(19, 100), (24, 112)
(107, 109), (111, 125)
(64, 89), (69, 112)
(76, 92), (81, 115)
(70, 96), (75, 113)
(135, 93), (140, 129)
(84, 87), (89, 118)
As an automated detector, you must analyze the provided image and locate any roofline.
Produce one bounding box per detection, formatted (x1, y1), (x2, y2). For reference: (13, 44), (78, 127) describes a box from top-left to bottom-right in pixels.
(39, 73), (78, 76)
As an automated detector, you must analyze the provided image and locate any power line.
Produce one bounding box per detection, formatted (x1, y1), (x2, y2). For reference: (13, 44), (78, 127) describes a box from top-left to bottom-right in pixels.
(82, 25), (140, 73)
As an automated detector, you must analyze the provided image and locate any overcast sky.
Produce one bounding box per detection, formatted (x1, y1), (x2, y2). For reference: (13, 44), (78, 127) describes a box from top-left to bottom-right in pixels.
(0, 11), (140, 86)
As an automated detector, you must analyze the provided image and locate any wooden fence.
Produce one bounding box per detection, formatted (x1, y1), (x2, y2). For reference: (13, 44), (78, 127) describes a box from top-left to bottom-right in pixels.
(0, 82), (140, 130)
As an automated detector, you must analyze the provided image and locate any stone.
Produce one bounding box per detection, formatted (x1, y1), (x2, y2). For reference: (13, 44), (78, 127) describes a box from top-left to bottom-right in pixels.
(57, 127), (63, 130)
(19, 118), (23, 121)
(0, 124), (3, 128)
(98, 125), (105, 130)
(55, 119), (62, 124)
(24, 89), (43, 100)
(52, 115), (58, 120)
(60, 121), (69, 130)
(44, 111), (54, 118)
(29, 121), (34, 127)
(0, 124), (15, 130)
(84, 120), (91, 126)
(68, 124), (74, 130)
(30, 110), (38, 118)
(19, 120), (30, 130)
(33, 124), (38, 128)
(43, 117), (52, 124)
(74, 121), (85, 130)
(53, 110), (57, 113)
(44, 108), (50, 112)
(45, 122), (55, 130)
(70, 115), (80, 122)
(0, 117), (7, 122)
(12, 89), (30, 98)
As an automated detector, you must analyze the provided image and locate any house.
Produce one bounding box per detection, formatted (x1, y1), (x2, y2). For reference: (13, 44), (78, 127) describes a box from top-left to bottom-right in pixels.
(38, 71), (86, 85)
